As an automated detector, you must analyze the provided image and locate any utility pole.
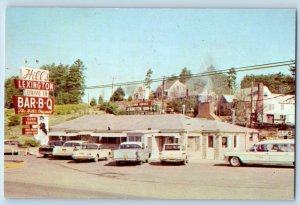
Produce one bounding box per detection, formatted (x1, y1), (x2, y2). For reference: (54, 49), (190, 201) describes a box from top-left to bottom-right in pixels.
(111, 76), (115, 102)
(250, 81), (253, 127)
(161, 76), (165, 114)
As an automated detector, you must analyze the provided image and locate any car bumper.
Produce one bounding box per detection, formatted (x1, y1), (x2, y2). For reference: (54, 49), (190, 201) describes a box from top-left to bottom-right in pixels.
(72, 155), (94, 160)
(160, 158), (185, 162)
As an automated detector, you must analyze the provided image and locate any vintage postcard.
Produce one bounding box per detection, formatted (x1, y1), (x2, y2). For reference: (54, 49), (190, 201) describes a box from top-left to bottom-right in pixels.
(4, 8), (295, 200)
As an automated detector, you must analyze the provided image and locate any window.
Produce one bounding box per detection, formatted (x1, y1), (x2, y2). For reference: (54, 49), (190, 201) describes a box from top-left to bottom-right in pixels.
(128, 136), (142, 142)
(280, 115), (286, 121)
(208, 136), (214, 148)
(222, 137), (228, 148)
(249, 134), (253, 141)
(165, 145), (181, 150)
(256, 144), (268, 152)
(234, 136), (237, 148)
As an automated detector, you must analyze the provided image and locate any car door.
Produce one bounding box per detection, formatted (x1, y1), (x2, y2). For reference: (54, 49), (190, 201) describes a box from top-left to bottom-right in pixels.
(268, 143), (294, 164)
(243, 144), (269, 164)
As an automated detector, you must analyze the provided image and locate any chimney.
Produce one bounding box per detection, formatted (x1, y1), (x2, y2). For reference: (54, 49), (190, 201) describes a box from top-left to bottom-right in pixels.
(256, 83), (264, 122)
(197, 102), (220, 120)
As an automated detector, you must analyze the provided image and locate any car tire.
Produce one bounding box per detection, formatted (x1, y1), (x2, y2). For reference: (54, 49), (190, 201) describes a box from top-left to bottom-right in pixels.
(94, 155), (99, 162)
(182, 160), (186, 165)
(230, 157), (241, 167)
(161, 161), (165, 165)
(43, 154), (49, 158)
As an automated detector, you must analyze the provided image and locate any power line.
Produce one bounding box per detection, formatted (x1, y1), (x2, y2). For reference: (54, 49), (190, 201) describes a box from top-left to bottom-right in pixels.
(85, 60), (295, 90)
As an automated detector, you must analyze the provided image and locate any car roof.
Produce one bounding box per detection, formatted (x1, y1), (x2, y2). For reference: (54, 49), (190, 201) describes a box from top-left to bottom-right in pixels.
(64, 140), (87, 144)
(120, 142), (144, 145)
(256, 139), (294, 145)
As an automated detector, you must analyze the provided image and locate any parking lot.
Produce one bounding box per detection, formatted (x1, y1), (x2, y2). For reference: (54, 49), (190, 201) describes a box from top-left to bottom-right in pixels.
(4, 155), (294, 200)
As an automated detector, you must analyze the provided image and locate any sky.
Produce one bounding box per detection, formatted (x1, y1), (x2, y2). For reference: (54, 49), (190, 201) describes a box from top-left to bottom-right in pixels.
(5, 8), (296, 101)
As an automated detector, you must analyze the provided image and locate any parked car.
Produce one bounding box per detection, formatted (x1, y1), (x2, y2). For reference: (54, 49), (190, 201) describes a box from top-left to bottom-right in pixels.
(224, 139), (295, 167)
(113, 142), (151, 166)
(52, 141), (87, 158)
(159, 144), (188, 165)
(39, 140), (64, 158)
(4, 140), (21, 155)
(72, 143), (111, 162)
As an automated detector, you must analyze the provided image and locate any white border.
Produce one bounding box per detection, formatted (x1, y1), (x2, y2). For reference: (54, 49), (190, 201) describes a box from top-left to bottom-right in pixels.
(0, 1), (298, 205)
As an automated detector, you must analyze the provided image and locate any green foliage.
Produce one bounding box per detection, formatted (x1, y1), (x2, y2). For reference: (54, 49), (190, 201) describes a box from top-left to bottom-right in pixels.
(8, 115), (21, 126)
(166, 97), (198, 116)
(4, 76), (23, 108)
(98, 96), (104, 104)
(144, 69), (153, 89)
(167, 74), (178, 82)
(18, 137), (40, 147)
(206, 65), (233, 95)
(179, 67), (192, 84)
(241, 73), (295, 94)
(54, 104), (89, 115)
(41, 59), (86, 105)
(227, 68), (237, 91)
(128, 95), (133, 101)
(90, 97), (97, 106)
(99, 102), (124, 115)
(110, 87), (125, 102)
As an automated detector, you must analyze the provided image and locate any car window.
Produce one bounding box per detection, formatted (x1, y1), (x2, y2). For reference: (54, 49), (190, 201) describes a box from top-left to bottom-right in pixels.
(63, 143), (81, 147)
(120, 144), (141, 149)
(83, 145), (98, 149)
(165, 145), (181, 150)
(256, 144), (268, 152)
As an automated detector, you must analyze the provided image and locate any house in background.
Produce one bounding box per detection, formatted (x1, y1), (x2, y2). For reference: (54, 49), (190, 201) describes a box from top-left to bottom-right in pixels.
(216, 95), (235, 116)
(235, 83), (295, 125)
(155, 80), (187, 99)
(133, 85), (149, 101)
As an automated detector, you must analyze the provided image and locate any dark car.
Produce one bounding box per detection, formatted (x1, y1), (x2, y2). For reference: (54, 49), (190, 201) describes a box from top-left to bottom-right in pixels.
(39, 140), (64, 157)
(4, 140), (21, 155)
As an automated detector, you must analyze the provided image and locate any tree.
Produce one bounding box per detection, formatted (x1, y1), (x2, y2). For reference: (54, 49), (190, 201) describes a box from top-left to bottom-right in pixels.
(128, 96), (133, 101)
(241, 73), (295, 94)
(5, 76), (23, 108)
(227, 68), (237, 92)
(110, 87), (125, 102)
(206, 65), (232, 95)
(98, 96), (104, 104)
(90, 97), (97, 106)
(179, 67), (192, 84)
(42, 63), (69, 105)
(167, 74), (178, 82)
(144, 69), (153, 99)
(65, 59), (86, 104)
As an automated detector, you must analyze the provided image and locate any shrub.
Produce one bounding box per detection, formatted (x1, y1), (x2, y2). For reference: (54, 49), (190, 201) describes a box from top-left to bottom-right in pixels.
(8, 115), (21, 126)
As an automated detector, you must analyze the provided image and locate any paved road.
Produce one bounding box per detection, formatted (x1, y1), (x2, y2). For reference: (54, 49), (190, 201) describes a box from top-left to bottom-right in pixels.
(4, 155), (294, 200)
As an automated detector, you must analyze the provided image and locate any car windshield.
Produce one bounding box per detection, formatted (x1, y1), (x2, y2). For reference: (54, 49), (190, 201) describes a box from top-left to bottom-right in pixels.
(82, 145), (98, 149)
(120, 144), (141, 149)
(63, 143), (81, 147)
(165, 145), (181, 150)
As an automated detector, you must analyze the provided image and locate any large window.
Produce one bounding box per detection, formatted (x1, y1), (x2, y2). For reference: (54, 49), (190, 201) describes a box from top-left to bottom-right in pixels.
(208, 136), (214, 148)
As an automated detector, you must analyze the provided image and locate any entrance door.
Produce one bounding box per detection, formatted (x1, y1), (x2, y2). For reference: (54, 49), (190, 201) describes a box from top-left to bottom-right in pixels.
(267, 114), (274, 124)
(206, 135), (215, 160)
(155, 136), (164, 152)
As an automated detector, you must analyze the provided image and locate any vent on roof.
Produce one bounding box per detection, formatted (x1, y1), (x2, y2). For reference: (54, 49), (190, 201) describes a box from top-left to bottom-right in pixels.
(148, 128), (151, 130)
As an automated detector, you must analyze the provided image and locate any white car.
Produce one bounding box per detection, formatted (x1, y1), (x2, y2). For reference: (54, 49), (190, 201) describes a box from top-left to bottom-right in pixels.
(52, 140), (87, 157)
(159, 144), (188, 165)
(72, 143), (111, 162)
(113, 142), (151, 166)
(224, 139), (295, 167)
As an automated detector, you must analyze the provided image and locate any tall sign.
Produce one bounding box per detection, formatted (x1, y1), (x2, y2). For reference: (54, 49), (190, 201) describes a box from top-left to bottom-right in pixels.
(13, 67), (55, 145)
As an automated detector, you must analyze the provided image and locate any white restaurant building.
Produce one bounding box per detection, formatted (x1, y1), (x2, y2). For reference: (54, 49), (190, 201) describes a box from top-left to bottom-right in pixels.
(49, 114), (259, 161)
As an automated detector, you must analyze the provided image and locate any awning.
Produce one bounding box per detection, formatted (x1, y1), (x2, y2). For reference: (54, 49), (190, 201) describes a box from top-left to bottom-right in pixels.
(48, 132), (75, 136)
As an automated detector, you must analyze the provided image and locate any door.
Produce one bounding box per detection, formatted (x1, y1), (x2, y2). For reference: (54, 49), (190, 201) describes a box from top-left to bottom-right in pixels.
(206, 135), (215, 160)
(267, 114), (274, 124)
